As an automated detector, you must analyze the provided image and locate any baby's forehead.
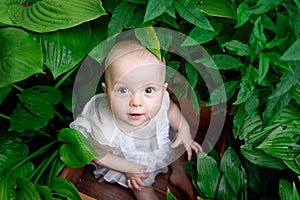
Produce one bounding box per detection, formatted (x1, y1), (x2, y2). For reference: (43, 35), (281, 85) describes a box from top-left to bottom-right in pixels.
(105, 40), (163, 69)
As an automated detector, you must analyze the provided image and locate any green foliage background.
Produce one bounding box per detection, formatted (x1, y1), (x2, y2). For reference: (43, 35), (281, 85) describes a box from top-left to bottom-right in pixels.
(0, 0), (299, 199)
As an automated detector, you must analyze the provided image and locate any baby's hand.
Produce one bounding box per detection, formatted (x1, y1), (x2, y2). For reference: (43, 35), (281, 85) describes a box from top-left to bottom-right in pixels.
(125, 163), (149, 191)
(171, 133), (202, 161)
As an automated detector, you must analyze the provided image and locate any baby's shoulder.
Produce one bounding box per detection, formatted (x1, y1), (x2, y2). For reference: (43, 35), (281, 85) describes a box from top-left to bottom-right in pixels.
(81, 93), (109, 115)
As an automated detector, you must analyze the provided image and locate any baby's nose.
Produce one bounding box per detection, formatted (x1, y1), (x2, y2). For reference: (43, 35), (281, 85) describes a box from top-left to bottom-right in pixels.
(129, 92), (142, 107)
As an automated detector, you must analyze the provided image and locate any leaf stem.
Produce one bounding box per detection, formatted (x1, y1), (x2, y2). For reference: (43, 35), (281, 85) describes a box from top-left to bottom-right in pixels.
(0, 113), (10, 120)
(11, 84), (24, 92)
(37, 129), (53, 138)
(54, 65), (79, 89)
(12, 140), (58, 171)
(31, 148), (60, 185)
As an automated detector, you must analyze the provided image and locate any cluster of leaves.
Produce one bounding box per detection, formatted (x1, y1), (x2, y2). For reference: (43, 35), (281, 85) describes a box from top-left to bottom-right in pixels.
(0, 0), (299, 199)
(183, 106), (299, 199)
(0, 0), (103, 199)
(183, 148), (299, 200)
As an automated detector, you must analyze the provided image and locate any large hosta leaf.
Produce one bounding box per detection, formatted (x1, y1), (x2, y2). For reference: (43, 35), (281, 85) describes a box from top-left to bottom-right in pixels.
(220, 148), (247, 194)
(50, 177), (81, 200)
(10, 103), (49, 131)
(258, 124), (300, 161)
(11, 177), (41, 200)
(58, 128), (97, 168)
(0, 27), (43, 87)
(241, 146), (286, 169)
(0, 144), (34, 200)
(8, 0), (106, 33)
(196, 152), (221, 199)
(216, 174), (238, 200)
(10, 86), (61, 131)
(37, 23), (92, 78)
(198, 0), (236, 19)
(18, 86), (62, 119)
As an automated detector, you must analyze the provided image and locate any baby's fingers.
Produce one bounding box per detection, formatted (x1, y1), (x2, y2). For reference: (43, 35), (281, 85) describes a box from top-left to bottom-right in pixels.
(171, 138), (182, 149)
(191, 141), (202, 153)
(127, 178), (149, 191)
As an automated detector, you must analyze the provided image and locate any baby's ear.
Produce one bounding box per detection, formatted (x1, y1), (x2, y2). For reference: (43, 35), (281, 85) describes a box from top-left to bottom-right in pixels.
(101, 82), (107, 93)
(164, 83), (168, 90)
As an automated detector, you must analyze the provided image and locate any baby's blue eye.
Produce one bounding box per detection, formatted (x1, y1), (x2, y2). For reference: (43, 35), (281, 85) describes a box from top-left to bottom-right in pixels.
(119, 88), (129, 94)
(145, 87), (155, 94)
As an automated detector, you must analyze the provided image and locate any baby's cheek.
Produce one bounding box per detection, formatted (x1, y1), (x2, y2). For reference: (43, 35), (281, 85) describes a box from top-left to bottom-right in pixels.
(148, 104), (162, 118)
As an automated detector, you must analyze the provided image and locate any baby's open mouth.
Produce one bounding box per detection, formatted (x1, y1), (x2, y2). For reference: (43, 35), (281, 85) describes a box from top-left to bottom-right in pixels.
(128, 113), (143, 120)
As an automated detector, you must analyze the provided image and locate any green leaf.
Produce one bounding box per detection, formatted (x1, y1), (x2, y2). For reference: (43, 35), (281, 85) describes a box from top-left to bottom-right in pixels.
(292, 181), (300, 200)
(182, 26), (216, 45)
(11, 177), (41, 200)
(61, 88), (73, 112)
(37, 23), (92, 78)
(0, 27), (43, 87)
(156, 14), (179, 30)
(216, 174), (238, 200)
(223, 40), (252, 56)
(58, 128), (97, 168)
(245, 161), (265, 194)
(167, 188), (177, 200)
(50, 177), (81, 200)
(267, 52), (292, 72)
(182, 161), (198, 191)
(258, 125), (300, 161)
(135, 27), (161, 60)
(220, 148), (247, 194)
(283, 159), (300, 174)
(212, 54), (245, 70)
(36, 185), (54, 200)
(234, 65), (258, 105)
(244, 91), (259, 117)
(0, 86), (11, 104)
(174, 0), (213, 31)
(293, 83), (300, 104)
(246, 0), (283, 15)
(235, 3), (251, 28)
(0, 0), (20, 26)
(107, 2), (137, 37)
(269, 66), (300, 99)
(196, 152), (220, 199)
(10, 103), (49, 132)
(183, 19), (223, 46)
(165, 4), (176, 18)
(281, 39), (300, 61)
(263, 66), (299, 125)
(250, 17), (267, 50)
(185, 61), (198, 88)
(8, 0), (106, 33)
(258, 52), (269, 84)
(0, 158), (34, 200)
(241, 146), (286, 169)
(144, 0), (173, 22)
(18, 86), (62, 119)
(198, 0), (236, 19)
(207, 81), (238, 105)
(279, 179), (293, 200)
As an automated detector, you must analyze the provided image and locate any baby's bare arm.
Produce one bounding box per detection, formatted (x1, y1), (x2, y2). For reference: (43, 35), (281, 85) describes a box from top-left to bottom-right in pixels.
(93, 153), (147, 174)
(93, 154), (149, 190)
(168, 101), (202, 160)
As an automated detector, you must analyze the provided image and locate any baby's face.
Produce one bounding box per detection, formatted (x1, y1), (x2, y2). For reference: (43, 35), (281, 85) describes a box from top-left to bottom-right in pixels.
(103, 52), (166, 132)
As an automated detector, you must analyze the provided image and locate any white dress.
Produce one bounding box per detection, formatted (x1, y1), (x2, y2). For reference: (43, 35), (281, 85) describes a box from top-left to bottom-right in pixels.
(70, 91), (179, 187)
